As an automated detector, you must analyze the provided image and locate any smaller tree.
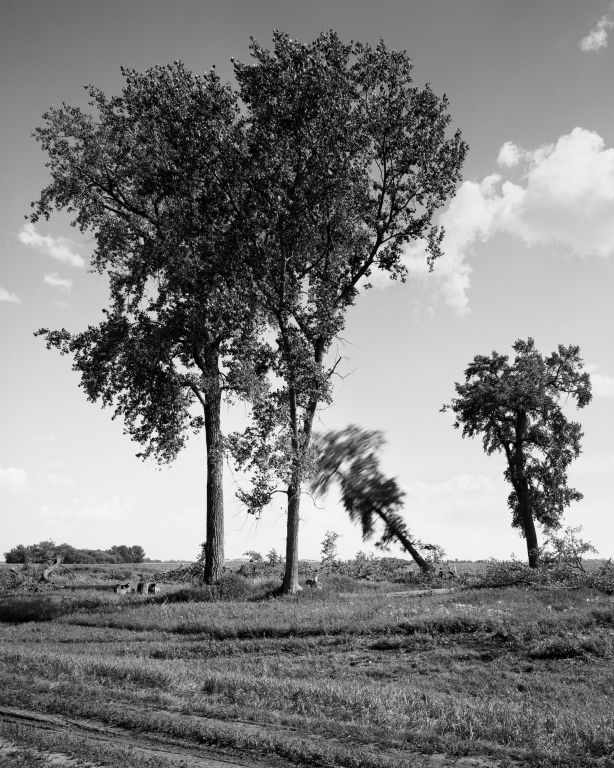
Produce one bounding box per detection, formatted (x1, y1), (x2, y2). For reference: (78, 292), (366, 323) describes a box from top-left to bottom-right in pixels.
(541, 526), (597, 571)
(320, 531), (340, 571)
(443, 339), (591, 567)
(311, 426), (433, 571)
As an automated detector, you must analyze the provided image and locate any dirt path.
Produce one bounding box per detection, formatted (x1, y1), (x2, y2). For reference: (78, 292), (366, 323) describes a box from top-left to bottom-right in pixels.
(0, 706), (268, 768)
(0, 704), (521, 768)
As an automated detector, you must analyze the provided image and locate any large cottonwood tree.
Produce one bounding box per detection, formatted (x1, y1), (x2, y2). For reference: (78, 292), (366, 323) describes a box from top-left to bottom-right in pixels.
(443, 339), (591, 567)
(229, 32), (467, 593)
(31, 63), (265, 583)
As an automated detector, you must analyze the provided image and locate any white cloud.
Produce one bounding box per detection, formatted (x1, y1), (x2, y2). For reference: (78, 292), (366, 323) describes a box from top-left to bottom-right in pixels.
(497, 141), (523, 167)
(44, 272), (73, 291)
(40, 496), (136, 522)
(397, 127), (614, 313)
(31, 432), (56, 443)
(45, 472), (76, 488)
(405, 474), (495, 500)
(580, 14), (614, 52)
(591, 373), (614, 398)
(0, 467), (29, 493)
(573, 454), (614, 475)
(18, 223), (85, 268)
(586, 365), (614, 398)
(0, 285), (20, 304)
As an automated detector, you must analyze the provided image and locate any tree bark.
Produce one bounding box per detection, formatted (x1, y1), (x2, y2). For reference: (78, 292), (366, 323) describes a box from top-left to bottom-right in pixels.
(518, 478), (539, 568)
(391, 525), (431, 572)
(513, 412), (539, 569)
(202, 350), (224, 584)
(281, 480), (302, 594)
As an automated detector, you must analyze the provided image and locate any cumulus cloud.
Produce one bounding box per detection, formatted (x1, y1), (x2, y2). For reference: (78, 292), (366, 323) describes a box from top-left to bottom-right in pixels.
(18, 223), (85, 268)
(0, 467), (29, 493)
(395, 127), (614, 312)
(580, 14), (614, 52)
(0, 285), (20, 304)
(497, 141), (524, 168)
(44, 272), (73, 291)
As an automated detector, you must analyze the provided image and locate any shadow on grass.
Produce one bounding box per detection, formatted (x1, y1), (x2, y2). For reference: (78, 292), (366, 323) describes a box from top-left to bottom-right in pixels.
(0, 594), (112, 623)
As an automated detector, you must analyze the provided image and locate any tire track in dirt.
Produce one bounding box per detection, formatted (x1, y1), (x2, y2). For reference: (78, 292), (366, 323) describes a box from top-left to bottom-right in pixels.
(0, 704), (521, 768)
(0, 706), (267, 767)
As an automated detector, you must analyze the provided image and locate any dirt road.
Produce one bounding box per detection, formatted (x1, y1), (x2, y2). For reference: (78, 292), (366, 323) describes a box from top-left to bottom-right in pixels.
(0, 706), (269, 768)
(0, 705), (520, 768)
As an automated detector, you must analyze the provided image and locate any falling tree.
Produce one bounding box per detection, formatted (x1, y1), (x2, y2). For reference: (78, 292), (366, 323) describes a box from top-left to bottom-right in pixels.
(311, 425), (433, 572)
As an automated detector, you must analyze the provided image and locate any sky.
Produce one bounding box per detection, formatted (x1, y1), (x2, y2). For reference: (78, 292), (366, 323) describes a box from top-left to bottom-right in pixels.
(1, 0), (614, 563)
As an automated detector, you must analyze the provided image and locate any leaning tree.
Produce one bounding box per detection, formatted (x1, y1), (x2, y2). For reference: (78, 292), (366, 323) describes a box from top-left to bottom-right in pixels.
(443, 338), (591, 567)
(311, 426), (434, 572)
(228, 32), (467, 592)
(31, 63), (267, 583)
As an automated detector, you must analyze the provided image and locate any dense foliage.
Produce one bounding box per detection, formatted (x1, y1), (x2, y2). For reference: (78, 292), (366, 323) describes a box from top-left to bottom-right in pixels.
(4, 541), (145, 564)
(443, 339), (591, 567)
(31, 32), (466, 592)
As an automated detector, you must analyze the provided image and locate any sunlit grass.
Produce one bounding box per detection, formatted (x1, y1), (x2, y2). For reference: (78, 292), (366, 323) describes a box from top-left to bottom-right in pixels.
(0, 581), (612, 766)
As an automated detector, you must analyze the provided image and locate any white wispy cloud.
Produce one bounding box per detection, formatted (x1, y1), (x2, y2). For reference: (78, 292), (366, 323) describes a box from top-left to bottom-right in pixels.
(586, 365), (614, 398)
(580, 14), (614, 52)
(405, 474), (495, 500)
(31, 432), (56, 443)
(18, 223), (85, 268)
(0, 467), (29, 493)
(40, 496), (136, 522)
(572, 453), (614, 475)
(44, 272), (73, 291)
(44, 472), (76, 488)
(0, 285), (21, 304)
(396, 127), (614, 313)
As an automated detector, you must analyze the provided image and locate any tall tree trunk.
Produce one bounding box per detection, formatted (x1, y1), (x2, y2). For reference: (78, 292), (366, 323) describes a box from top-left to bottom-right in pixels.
(203, 350), (224, 584)
(281, 480), (302, 594)
(518, 479), (539, 568)
(513, 412), (539, 568)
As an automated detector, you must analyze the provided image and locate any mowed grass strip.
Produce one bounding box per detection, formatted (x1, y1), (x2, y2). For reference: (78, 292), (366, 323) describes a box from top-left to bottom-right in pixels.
(0, 586), (612, 766)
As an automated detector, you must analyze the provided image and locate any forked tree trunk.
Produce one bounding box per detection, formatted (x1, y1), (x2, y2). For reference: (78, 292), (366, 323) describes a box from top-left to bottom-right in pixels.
(202, 350), (224, 584)
(281, 480), (302, 594)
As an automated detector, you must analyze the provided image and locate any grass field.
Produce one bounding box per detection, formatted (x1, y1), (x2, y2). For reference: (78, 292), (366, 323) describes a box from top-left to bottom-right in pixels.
(0, 566), (613, 767)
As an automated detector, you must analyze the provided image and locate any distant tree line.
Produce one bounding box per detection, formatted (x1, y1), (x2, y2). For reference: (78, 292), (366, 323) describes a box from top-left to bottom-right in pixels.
(4, 541), (145, 565)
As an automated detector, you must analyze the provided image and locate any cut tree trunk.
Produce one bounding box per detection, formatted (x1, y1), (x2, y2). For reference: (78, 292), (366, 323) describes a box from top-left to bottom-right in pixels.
(41, 556), (62, 582)
(203, 356), (224, 585)
(281, 482), (302, 594)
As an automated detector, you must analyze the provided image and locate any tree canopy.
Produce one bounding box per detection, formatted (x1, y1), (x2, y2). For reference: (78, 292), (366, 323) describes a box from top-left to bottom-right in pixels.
(31, 34), (467, 592)
(228, 31), (467, 592)
(31, 62), (267, 582)
(443, 338), (591, 567)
